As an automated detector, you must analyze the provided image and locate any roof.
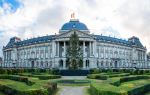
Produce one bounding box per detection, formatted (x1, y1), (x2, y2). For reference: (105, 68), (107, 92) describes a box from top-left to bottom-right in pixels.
(4, 34), (145, 49)
(60, 19), (88, 32)
(5, 35), (55, 48)
(94, 35), (144, 48)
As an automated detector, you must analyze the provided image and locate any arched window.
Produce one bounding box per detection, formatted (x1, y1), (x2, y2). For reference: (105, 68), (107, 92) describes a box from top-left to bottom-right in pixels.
(59, 59), (63, 68)
(97, 60), (99, 67)
(110, 62), (112, 67)
(106, 61), (108, 67)
(101, 61), (103, 66)
(41, 61), (43, 67)
(86, 60), (89, 68)
(36, 61), (39, 67)
(45, 61), (48, 67)
(49, 61), (52, 67)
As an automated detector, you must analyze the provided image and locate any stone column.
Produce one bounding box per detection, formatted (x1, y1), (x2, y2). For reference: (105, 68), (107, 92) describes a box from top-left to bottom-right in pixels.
(89, 42), (91, 56)
(64, 41), (66, 57)
(63, 59), (66, 69)
(91, 42), (94, 56)
(58, 42), (59, 57)
(83, 59), (86, 69)
(52, 41), (56, 57)
(83, 41), (85, 57)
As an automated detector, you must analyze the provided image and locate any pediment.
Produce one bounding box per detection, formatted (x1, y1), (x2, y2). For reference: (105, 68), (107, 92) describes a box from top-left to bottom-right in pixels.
(55, 30), (95, 39)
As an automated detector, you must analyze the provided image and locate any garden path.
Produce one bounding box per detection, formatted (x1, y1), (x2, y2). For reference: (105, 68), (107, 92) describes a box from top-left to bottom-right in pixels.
(57, 76), (89, 95)
(61, 76), (87, 79)
(57, 86), (87, 95)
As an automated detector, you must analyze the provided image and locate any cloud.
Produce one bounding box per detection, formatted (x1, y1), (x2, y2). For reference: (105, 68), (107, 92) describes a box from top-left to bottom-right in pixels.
(0, 0), (150, 57)
(117, 0), (150, 49)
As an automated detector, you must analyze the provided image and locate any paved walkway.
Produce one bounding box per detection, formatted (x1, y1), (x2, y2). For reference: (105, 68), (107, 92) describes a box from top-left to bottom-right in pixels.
(57, 76), (88, 95)
(57, 86), (87, 95)
(61, 76), (87, 79)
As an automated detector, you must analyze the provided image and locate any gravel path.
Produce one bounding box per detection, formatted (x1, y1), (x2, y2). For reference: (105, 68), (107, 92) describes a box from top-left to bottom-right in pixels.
(57, 86), (87, 95)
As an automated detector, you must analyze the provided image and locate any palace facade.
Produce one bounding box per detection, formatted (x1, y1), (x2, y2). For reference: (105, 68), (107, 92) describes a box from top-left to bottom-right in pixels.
(2, 18), (148, 69)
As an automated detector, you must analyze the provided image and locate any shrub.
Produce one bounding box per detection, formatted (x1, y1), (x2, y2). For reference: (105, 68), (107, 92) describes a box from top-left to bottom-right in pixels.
(0, 84), (50, 95)
(7, 69), (12, 75)
(107, 69), (113, 73)
(87, 73), (130, 80)
(90, 78), (150, 95)
(128, 84), (150, 95)
(89, 68), (101, 74)
(19, 73), (61, 80)
(0, 75), (35, 86)
(112, 75), (150, 86)
(45, 82), (57, 95)
(87, 74), (108, 80)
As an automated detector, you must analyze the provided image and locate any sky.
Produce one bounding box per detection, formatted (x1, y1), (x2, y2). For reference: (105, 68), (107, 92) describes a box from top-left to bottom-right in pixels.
(0, 0), (150, 57)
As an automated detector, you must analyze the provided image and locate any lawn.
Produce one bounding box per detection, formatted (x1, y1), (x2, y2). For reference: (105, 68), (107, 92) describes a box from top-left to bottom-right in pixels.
(89, 73), (150, 95)
(0, 78), (50, 91)
(0, 69), (150, 95)
(0, 73), (60, 95)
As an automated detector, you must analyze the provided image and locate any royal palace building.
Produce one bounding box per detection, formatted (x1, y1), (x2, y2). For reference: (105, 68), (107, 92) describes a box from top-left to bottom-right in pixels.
(2, 18), (149, 69)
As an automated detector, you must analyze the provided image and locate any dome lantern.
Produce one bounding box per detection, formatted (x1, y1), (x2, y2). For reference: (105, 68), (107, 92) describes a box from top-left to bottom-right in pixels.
(59, 14), (89, 33)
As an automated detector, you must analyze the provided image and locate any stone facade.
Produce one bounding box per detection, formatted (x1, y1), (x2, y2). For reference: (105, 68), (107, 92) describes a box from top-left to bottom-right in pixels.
(2, 19), (149, 69)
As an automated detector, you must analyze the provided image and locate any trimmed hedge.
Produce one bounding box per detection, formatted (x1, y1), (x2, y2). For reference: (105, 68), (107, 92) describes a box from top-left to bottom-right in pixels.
(0, 75), (34, 86)
(0, 82), (57, 95)
(19, 73), (61, 80)
(90, 83), (150, 95)
(87, 73), (130, 80)
(34, 75), (61, 80)
(113, 75), (150, 86)
(89, 68), (150, 75)
(87, 74), (108, 80)
(90, 84), (128, 95)
(90, 75), (150, 95)
(0, 68), (60, 75)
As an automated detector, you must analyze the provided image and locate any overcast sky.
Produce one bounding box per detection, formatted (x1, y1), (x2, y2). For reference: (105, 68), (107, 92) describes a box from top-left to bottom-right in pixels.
(0, 0), (150, 57)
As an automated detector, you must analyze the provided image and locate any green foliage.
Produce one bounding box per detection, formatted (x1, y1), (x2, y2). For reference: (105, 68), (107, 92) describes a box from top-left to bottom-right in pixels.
(90, 75), (150, 95)
(87, 73), (130, 80)
(19, 73), (61, 80)
(90, 68), (102, 74)
(66, 31), (83, 70)
(87, 74), (108, 80)
(0, 75), (35, 86)
(0, 83), (56, 95)
(45, 83), (57, 95)
(0, 68), (60, 75)
(0, 75), (58, 95)
(107, 69), (113, 73)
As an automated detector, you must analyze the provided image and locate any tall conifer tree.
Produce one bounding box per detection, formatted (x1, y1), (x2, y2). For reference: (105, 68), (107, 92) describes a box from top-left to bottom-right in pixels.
(66, 31), (83, 69)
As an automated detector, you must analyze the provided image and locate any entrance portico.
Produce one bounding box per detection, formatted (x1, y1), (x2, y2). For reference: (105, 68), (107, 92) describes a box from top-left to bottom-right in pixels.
(54, 30), (96, 70)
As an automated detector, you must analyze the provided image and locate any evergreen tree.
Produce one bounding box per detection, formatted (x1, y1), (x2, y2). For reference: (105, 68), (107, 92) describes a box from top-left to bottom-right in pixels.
(66, 31), (83, 70)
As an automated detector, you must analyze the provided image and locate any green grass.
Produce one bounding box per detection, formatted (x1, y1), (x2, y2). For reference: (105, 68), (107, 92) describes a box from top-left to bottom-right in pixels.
(0, 72), (150, 95)
(90, 75), (150, 95)
(145, 92), (150, 95)
(84, 87), (91, 95)
(0, 77), (50, 91)
(0, 73), (60, 94)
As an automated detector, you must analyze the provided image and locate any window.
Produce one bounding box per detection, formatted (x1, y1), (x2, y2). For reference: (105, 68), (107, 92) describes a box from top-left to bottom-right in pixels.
(101, 61), (103, 66)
